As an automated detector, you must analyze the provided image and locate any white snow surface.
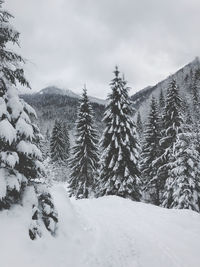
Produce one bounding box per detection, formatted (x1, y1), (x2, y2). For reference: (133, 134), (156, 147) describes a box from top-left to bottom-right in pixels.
(17, 141), (42, 159)
(0, 185), (200, 267)
(0, 119), (16, 145)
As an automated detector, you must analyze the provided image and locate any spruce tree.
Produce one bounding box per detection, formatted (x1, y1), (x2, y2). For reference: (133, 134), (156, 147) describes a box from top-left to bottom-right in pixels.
(0, 0), (42, 208)
(191, 77), (200, 120)
(40, 128), (51, 159)
(0, 0), (58, 238)
(162, 80), (183, 146)
(136, 111), (143, 141)
(98, 67), (141, 201)
(140, 97), (161, 205)
(62, 121), (70, 160)
(190, 77), (200, 152)
(158, 80), (183, 204)
(50, 120), (70, 181)
(50, 120), (66, 163)
(159, 89), (165, 111)
(68, 87), (99, 199)
(162, 130), (200, 211)
(0, 1), (30, 96)
(182, 97), (193, 128)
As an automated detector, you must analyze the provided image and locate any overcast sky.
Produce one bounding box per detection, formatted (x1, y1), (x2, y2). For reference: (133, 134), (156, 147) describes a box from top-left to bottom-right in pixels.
(5, 0), (200, 98)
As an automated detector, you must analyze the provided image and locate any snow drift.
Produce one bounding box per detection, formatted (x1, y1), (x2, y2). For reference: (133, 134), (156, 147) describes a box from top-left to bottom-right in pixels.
(0, 185), (200, 267)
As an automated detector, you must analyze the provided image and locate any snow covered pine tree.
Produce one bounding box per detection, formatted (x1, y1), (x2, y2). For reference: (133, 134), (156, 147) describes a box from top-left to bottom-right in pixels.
(157, 79), (183, 207)
(62, 121), (70, 159)
(159, 89), (165, 112)
(0, 1), (58, 239)
(68, 86), (99, 199)
(98, 67), (141, 200)
(136, 111), (143, 141)
(40, 128), (51, 159)
(161, 80), (200, 211)
(163, 131), (200, 211)
(50, 119), (70, 181)
(140, 97), (161, 205)
(190, 74), (200, 152)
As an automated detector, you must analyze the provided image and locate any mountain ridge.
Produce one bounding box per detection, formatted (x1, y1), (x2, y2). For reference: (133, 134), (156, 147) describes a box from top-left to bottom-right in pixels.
(131, 57), (200, 118)
(34, 86), (107, 106)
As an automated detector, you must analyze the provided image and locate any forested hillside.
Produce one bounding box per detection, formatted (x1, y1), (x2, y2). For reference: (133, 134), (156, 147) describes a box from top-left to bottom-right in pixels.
(131, 57), (200, 119)
(21, 93), (105, 134)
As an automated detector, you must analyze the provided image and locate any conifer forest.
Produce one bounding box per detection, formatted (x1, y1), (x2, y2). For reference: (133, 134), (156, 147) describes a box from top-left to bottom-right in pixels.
(1, 1), (200, 267)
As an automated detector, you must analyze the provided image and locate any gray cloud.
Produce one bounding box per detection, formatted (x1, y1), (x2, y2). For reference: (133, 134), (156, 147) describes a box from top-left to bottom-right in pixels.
(5, 0), (200, 98)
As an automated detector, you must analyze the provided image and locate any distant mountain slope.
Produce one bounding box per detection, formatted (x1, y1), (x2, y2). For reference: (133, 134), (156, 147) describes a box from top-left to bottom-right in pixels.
(21, 93), (105, 135)
(37, 86), (80, 98)
(35, 86), (107, 106)
(131, 57), (200, 119)
(21, 58), (200, 133)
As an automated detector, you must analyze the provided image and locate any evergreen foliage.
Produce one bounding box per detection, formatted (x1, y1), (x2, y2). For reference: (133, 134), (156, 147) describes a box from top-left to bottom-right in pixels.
(191, 76), (200, 120)
(136, 111), (143, 141)
(98, 67), (141, 201)
(156, 80), (183, 194)
(50, 120), (69, 164)
(0, 0), (30, 97)
(0, 0), (43, 209)
(62, 122), (70, 159)
(0, 1), (58, 239)
(162, 132), (200, 211)
(40, 128), (51, 159)
(159, 89), (165, 111)
(140, 97), (161, 205)
(68, 87), (99, 199)
(50, 120), (70, 182)
(190, 76), (200, 152)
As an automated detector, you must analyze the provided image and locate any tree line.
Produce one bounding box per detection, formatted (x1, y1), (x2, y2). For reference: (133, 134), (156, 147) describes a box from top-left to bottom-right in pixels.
(49, 65), (200, 212)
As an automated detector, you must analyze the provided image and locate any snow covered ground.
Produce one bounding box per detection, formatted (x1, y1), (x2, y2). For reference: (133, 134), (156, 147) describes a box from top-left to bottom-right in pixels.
(0, 185), (200, 267)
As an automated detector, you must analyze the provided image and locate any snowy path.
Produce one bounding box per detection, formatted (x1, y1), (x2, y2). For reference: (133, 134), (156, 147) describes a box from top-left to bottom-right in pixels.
(0, 186), (200, 267)
(73, 195), (200, 267)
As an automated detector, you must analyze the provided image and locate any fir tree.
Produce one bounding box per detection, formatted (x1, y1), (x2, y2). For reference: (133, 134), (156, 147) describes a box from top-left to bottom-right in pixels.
(98, 67), (141, 201)
(140, 97), (161, 205)
(50, 120), (66, 163)
(0, 0), (42, 208)
(182, 97), (193, 128)
(156, 80), (183, 195)
(158, 89), (166, 132)
(68, 87), (99, 199)
(50, 120), (70, 182)
(136, 111), (143, 141)
(62, 121), (70, 160)
(159, 89), (165, 111)
(0, 1), (58, 238)
(191, 76), (200, 119)
(190, 77), (200, 152)
(162, 132), (200, 211)
(0, 1), (30, 97)
(40, 128), (51, 159)
(45, 128), (51, 157)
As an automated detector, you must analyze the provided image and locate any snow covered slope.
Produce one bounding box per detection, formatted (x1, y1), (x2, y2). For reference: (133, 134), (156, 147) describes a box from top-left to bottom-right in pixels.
(1, 185), (200, 267)
(35, 86), (107, 105)
(37, 86), (80, 98)
(131, 57), (200, 119)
